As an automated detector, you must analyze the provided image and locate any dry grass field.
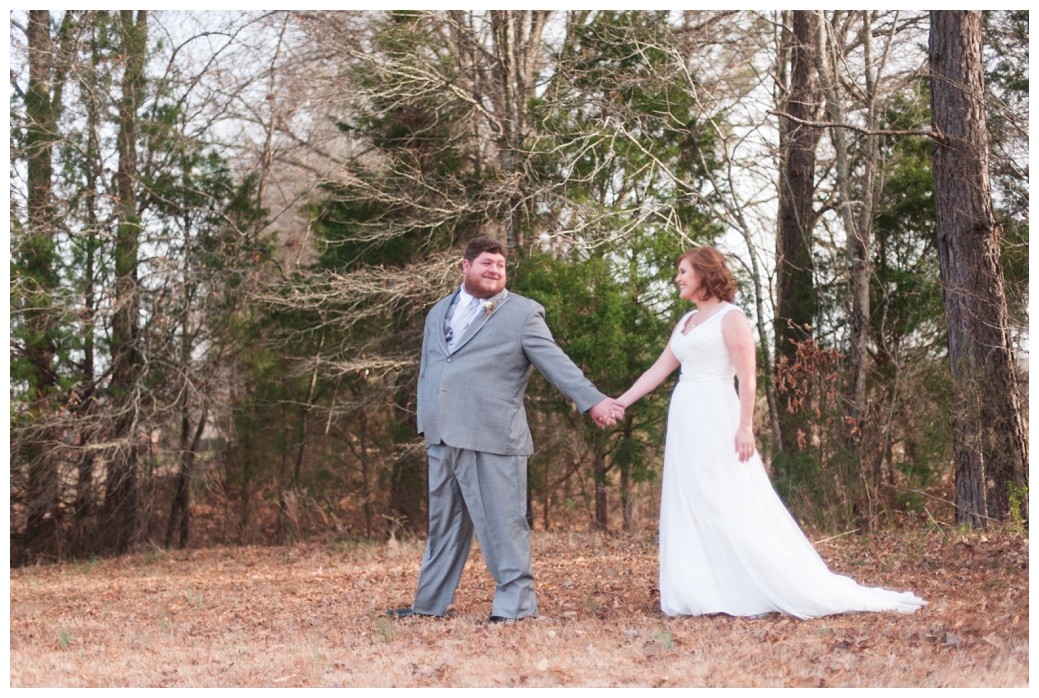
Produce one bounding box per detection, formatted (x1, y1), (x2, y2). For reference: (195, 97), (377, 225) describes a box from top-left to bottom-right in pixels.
(8, 525), (1028, 688)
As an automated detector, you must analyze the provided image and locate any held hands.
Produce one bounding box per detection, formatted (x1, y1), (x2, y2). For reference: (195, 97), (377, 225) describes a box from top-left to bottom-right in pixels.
(589, 397), (626, 429)
(734, 425), (756, 462)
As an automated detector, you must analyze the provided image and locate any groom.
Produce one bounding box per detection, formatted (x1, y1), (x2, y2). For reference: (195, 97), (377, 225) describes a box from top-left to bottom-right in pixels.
(388, 236), (623, 623)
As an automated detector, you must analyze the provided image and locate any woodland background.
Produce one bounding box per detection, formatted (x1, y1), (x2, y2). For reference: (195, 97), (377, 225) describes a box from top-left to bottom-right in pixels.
(8, 10), (1029, 564)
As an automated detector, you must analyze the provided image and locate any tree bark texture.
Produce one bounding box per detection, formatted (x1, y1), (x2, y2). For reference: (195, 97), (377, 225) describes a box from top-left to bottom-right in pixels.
(816, 11), (882, 518)
(489, 10), (548, 250)
(593, 450), (608, 532)
(929, 10), (1027, 526)
(817, 11), (874, 431)
(774, 10), (822, 460)
(21, 10), (62, 559)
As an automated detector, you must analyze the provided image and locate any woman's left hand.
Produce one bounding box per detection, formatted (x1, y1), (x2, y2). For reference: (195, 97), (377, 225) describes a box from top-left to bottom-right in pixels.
(734, 426), (756, 462)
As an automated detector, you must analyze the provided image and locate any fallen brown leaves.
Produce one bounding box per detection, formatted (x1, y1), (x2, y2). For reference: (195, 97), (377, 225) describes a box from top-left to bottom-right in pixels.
(8, 525), (1028, 687)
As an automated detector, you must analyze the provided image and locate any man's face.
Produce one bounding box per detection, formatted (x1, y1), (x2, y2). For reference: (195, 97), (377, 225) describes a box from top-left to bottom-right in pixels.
(462, 251), (507, 298)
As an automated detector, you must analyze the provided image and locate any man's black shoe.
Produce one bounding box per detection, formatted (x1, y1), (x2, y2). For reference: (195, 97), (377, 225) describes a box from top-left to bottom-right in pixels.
(488, 615), (514, 624)
(386, 607), (432, 619)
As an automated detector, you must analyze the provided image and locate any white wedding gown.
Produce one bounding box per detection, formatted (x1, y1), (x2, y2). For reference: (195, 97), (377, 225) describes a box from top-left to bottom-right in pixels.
(659, 304), (926, 618)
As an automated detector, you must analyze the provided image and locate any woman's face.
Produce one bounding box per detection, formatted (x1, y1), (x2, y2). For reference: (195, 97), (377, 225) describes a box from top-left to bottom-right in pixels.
(675, 259), (703, 302)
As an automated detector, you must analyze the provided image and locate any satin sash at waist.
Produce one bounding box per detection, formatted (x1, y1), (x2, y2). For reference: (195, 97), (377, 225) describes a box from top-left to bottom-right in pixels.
(678, 373), (733, 384)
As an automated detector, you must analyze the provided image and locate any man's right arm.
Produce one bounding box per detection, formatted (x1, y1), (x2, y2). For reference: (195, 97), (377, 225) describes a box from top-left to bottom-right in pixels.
(520, 302), (608, 415)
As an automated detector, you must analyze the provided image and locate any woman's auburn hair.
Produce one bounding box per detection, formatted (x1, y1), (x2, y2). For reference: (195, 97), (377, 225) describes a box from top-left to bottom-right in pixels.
(678, 246), (737, 303)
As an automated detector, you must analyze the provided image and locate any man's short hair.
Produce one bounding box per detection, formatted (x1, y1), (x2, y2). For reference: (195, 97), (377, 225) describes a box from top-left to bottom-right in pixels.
(463, 236), (507, 262)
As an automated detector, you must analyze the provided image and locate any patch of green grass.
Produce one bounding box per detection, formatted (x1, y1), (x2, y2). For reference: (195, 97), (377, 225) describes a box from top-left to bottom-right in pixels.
(311, 647), (326, 674)
(75, 557), (99, 574)
(58, 628), (71, 649)
(374, 616), (396, 642)
(329, 536), (382, 552)
(141, 547), (167, 566)
(1009, 482), (1028, 533)
(653, 629), (675, 652)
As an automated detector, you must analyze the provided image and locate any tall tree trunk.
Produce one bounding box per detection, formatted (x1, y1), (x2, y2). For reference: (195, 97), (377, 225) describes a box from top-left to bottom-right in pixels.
(817, 11), (874, 432)
(236, 425), (254, 545)
(277, 350), (322, 542)
(816, 11), (882, 521)
(21, 10), (79, 559)
(774, 10), (821, 464)
(929, 10), (1028, 526)
(21, 10), (62, 559)
(357, 402), (374, 539)
(72, 13), (104, 555)
(619, 418), (634, 531)
(489, 10), (547, 250)
(167, 406), (207, 549)
(105, 9), (148, 554)
(593, 450), (608, 532)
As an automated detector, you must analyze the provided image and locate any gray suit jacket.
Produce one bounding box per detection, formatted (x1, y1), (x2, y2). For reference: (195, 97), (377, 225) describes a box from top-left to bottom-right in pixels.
(416, 288), (606, 456)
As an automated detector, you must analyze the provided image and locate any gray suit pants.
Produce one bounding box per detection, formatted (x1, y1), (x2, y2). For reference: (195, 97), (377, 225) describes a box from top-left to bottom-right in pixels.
(412, 443), (537, 619)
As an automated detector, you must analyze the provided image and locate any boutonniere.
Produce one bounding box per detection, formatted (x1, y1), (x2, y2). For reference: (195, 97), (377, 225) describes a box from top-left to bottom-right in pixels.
(483, 300), (497, 316)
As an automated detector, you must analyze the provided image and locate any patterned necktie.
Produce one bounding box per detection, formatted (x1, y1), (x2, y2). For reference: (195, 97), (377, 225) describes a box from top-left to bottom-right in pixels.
(445, 295), (481, 350)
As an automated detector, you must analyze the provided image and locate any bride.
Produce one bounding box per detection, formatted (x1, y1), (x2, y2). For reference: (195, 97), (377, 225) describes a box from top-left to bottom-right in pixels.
(616, 246), (926, 618)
